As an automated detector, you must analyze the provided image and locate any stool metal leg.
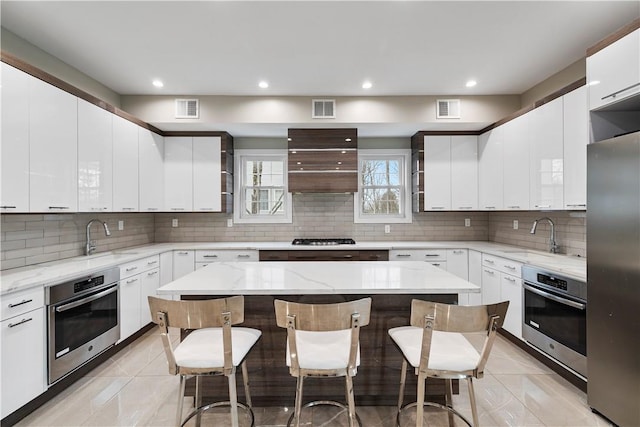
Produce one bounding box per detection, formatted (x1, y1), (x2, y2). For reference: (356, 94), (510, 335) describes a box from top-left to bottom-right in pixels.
(345, 374), (357, 427)
(292, 376), (305, 427)
(241, 361), (252, 408)
(397, 359), (408, 416)
(176, 375), (186, 427)
(195, 376), (203, 427)
(467, 377), (479, 427)
(416, 372), (426, 427)
(445, 378), (454, 427)
(228, 369), (239, 427)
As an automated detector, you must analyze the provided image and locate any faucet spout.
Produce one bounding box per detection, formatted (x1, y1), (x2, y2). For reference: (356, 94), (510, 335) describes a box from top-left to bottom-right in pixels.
(530, 217), (558, 254)
(86, 219), (111, 256)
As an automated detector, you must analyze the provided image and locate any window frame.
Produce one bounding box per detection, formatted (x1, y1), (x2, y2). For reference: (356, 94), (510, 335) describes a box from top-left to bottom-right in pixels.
(233, 149), (292, 224)
(354, 149), (412, 224)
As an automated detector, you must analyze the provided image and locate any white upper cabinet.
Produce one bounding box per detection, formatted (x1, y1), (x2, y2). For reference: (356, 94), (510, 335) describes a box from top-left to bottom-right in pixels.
(450, 135), (478, 210)
(193, 136), (222, 212)
(502, 114), (530, 210)
(78, 99), (113, 212)
(563, 86), (588, 210)
(423, 136), (451, 210)
(1, 63), (30, 212)
(588, 29), (640, 111)
(112, 116), (139, 212)
(138, 128), (164, 212)
(529, 97), (564, 210)
(164, 137), (194, 211)
(478, 127), (504, 210)
(29, 76), (78, 212)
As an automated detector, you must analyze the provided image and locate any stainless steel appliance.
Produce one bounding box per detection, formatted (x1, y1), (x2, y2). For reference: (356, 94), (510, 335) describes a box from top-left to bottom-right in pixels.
(292, 238), (356, 246)
(587, 131), (640, 426)
(46, 268), (120, 384)
(522, 265), (587, 377)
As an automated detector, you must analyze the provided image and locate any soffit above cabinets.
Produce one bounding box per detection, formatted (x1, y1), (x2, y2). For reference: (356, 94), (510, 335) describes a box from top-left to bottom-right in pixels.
(288, 128), (358, 193)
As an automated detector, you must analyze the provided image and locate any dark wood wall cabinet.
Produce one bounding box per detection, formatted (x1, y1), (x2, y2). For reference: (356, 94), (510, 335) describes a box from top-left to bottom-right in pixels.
(260, 250), (389, 262)
(411, 132), (425, 212)
(288, 128), (358, 193)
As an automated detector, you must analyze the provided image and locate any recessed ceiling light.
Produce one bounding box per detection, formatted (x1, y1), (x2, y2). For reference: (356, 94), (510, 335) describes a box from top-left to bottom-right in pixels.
(259, 81), (269, 89)
(152, 80), (164, 88)
(465, 80), (477, 88)
(362, 81), (372, 89)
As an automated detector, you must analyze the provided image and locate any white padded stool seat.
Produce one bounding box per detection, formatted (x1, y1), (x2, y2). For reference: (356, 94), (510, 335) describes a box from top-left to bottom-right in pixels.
(175, 327), (262, 369)
(285, 330), (361, 370)
(388, 326), (479, 372)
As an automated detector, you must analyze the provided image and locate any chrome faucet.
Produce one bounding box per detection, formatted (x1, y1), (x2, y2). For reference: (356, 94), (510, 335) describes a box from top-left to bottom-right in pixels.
(530, 217), (559, 254)
(86, 219), (111, 255)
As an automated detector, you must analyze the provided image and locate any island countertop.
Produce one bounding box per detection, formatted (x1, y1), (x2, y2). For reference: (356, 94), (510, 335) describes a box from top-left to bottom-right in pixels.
(156, 260), (480, 295)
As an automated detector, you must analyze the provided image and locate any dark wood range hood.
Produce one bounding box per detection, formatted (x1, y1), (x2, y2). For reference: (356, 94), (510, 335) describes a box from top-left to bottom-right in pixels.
(287, 128), (358, 193)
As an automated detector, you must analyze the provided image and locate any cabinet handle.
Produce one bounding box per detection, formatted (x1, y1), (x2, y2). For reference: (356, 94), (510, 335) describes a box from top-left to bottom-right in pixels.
(147, 260), (158, 265)
(484, 206), (496, 209)
(126, 278), (138, 284)
(336, 255), (353, 259)
(8, 299), (33, 308)
(505, 276), (517, 282)
(197, 208), (214, 211)
(484, 269), (495, 274)
(431, 263), (441, 266)
(203, 255), (218, 258)
(147, 208), (158, 211)
(485, 259), (495, 264)
(566, 204), (586, 207)
(170, 208), (184, 211)
(458, 206), (472, 210)
(0, 206), (17, 209)
(237, 254), (251, 259)
(504, 265), (517, 270)
(123, 207), (136, 211)
(430, 206), (445, 209)
(507, 205), (520, 209)
(453, 250), (464, 254)
(147, 271), (158, 276)
(177, 251), (190, 255)
(126, 266), (138, 272)
(48, 206), (70, 210)
(425, 254), (440, 257)
(8, 317), (33, 328)
(396, 254), (411, 257)
(602, 82), (640, 100)
(535, 205), (551, 208)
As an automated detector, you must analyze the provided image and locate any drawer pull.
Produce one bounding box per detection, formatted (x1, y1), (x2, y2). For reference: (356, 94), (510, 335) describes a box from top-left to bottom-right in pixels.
(8, 299), (33, 308)
(452, 250), (464, 254)
(396, 254), (412, 257)
(430, 206), (445, 209)
(566, 204), (586, 207)
(147, 271), (158, 276)
(203, 255), (218, 258)
(424, 254), (440, 257)
(122, 207), (136, 211)
(484, 269), (495, 274)
(504, 265), (516, 270)
(8, 317), (33, 328)
(431, 263), (441, 266)
(126, 278), (138, 284)
(535, 205), (551, 209)
(126, 266), (138, 272)
(177, 251), (190, 255)
(48, 206), (70, 210)
(170, 208), (184, 211)
(505, 276), (517, 282)
(1, 206), (17, 209)
(602, 82), (640, 100)
(458, 206), (473, 210)
(485, 206), (496, 209)
(146, 208), (159, 211)
(507, 205), (520, 209)
(237, 254), (251, 258)
(485, 259), (495, 264)
(147, 260), (158, 265)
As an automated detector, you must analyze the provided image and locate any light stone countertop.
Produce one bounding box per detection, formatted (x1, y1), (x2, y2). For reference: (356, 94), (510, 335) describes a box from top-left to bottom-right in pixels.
(0, 241), (586, 296)
(156, 260), (480, 295)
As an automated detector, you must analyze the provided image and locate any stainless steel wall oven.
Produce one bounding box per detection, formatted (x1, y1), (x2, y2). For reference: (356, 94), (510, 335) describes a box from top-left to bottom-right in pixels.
(46, 268), (120, 384)
(522, 265), (587, 377)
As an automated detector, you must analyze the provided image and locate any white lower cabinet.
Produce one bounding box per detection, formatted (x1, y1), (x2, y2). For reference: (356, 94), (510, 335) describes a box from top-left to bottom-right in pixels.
(465, 250), (483, 306)
(1, 305), (46, 418)
(173, 250), (195, 279)
(118, 255), (160, 342)
(482, 254), (523, 339)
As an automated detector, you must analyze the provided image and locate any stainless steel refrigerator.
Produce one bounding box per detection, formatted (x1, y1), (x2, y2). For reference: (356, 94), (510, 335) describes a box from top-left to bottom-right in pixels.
(587, 130), (640, 427)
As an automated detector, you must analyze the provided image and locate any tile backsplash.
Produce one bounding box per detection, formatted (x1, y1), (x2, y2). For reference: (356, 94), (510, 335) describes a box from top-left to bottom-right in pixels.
(0, 194), (587, 270)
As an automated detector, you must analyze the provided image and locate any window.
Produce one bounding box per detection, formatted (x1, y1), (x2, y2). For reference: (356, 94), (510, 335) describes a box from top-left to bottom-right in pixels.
(234, 150), (292, 223)
(354, 149), (412, 223)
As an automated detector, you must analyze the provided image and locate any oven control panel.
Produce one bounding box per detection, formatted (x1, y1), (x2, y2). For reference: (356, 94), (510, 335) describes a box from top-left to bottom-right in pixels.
(74, 276), (105, 293)
(537, 273), (568, 291)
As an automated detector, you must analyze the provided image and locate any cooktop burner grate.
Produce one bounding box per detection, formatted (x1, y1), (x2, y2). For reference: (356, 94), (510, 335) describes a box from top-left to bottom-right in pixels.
(292, 238), (356, 246)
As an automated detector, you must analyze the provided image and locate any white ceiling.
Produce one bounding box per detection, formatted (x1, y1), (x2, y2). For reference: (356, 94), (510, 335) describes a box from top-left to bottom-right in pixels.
(1, 1), (639, 136)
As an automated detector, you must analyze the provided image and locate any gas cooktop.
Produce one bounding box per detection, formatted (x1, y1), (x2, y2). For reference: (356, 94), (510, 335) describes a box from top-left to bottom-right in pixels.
(292, 238), (356, 246)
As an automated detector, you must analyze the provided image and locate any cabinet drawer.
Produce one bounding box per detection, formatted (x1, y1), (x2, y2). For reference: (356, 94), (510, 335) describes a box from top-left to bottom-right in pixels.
(1, 287), (44, 321)
(482, 254), (522, 278)
(196, 250), (258, 262)
(119, 255), (160, 279)
(390, 249), (446, 261)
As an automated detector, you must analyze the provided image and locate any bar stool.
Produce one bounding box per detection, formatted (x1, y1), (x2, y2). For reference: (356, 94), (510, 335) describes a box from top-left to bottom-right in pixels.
(388, 300), (509, 427)
(148, 296), (261, 427)
(274, 297), (372, 427)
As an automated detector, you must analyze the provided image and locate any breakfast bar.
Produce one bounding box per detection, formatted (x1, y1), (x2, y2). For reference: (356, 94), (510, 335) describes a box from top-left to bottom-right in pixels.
(157, 261), (480, 406)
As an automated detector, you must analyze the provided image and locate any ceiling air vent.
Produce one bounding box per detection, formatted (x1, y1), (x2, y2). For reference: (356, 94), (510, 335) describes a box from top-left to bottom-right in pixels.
(312, 99), (336, 119)
(436, 99), (461, 119)
(175, 99), (199, 119)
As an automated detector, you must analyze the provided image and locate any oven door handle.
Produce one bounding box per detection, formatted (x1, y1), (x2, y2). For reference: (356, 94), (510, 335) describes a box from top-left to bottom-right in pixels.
(55, 285), (118, 313)
(524, 284), (586, 310)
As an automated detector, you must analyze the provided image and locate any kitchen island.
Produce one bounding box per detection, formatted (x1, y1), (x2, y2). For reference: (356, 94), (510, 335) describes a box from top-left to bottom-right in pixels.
(156, 261), (480, 406)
